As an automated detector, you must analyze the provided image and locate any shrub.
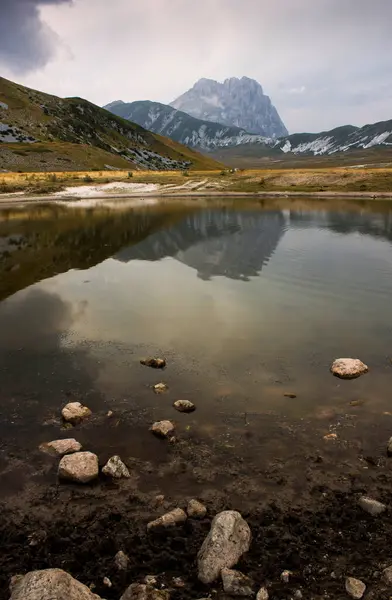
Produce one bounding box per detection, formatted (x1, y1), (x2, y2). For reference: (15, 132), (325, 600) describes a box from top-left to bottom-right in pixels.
(127, 171), (133, 178)
(182, 170), (190, 177)
(83, 175), (94, 183)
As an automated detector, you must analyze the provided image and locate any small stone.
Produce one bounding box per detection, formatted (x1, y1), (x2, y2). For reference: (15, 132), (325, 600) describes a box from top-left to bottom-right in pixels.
(144, 576), (158, 586)
(256, 588), (269, 600)
(147, 508), (187, 530)
(187, 499), (207, 518)
(172, 577), (185, 588)
(115, 550), (129, 571)
(103, 577), (112, 588)
(102, 455), (130, 479)
(387, 437), (392, 457)
(330, 358), (368, 380)
(39, 438), (82, 456)
(150, 420), (175, 438)
(154, 383), (168, 394)
(197, 510), (251, 584)
(294, 591), (303, 600)
(323, 433), (338, 441)
(358, 496), (386, 515)
(155, 495), (165, 505)
(281, 570), (293, 583)
(107, 410), (113, 417)
(284, 393), (297, 398)
(120, 583), (170, 600)
(141, 358), (166, 369)
(58, 451), (99, 483)
(61, 402), (92, 424)
(345, 577), (366, 599)
(28, 530), (47, 547)
(349, 400), (365, 407)
(382, 565), (392, 585)
(173, 400), (195, 413)
(221, 568), (254, 596)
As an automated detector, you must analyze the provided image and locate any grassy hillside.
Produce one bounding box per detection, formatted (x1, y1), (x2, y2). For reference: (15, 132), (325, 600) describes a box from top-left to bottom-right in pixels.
(0, 77), (221, 172)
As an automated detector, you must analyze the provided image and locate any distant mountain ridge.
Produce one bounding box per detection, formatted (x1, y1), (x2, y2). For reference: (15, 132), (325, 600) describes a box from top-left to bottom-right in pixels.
(170, 77), (288, 138)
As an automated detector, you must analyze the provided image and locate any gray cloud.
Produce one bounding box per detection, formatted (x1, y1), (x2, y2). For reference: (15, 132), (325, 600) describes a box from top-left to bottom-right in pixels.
(0, 0), (73, 73)
(3, 0), (392, 132)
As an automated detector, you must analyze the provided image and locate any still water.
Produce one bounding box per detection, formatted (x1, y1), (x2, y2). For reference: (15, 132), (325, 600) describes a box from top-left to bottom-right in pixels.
(1, 198), (392, 455)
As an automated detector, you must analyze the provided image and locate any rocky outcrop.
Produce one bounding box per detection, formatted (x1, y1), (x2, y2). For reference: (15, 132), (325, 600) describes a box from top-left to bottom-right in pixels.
(58, 452), (99, 483)
(197, 510), (251, 583)
(9, 568), (102, 600)
(102, 456), (130, 479)
(39, 438), (82, 456)
(140, 358), (166, 369)
(115, 550), (130, 571)
(330, 358), (368, 379)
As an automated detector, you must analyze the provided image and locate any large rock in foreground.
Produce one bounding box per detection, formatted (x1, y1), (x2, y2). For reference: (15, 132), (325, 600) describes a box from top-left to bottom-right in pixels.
(9, 568), (102, 600)
(330, 358), (368, 380)
(197, 510), (251, 584)
(58, 452), (99, 483)
(39, 439), (82, 456)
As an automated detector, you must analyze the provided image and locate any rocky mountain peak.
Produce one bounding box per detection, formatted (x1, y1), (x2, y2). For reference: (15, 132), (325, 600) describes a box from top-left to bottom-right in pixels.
(170, 76), (287, 137)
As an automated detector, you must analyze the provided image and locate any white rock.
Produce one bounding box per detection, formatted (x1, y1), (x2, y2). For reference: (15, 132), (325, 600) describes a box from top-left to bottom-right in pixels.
(330, 358), (368, 380)
(358, 496), (386, 515)
(187, 499), (207, 518)
(120, 583), (170, 600)
(256, 588), (269, 600)
(173, 400), (195, 413)
(9, 568), (102, 600)
(197, 510), (251, 584)
(150, 420), (175, 438)
(39, 438), (82, 456)
(147, 508), (187, 530)
(345, 577), (366, 599)
(102, 455), (130, 479)
(382, 565), (392, 585)
(115, 550), (129, 570)
(58, 451), (99, 483)
(221, 568), (254, 596)
(61, 402), (92, 424)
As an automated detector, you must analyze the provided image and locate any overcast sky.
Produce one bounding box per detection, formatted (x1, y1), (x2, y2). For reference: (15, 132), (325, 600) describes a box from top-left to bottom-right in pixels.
(1, 0), (391, 133)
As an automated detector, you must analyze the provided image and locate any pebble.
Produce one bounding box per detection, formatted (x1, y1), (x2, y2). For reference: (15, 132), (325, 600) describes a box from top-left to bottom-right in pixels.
(147, 508), (187, 530)
(187, 499), (207, 518)
(115, 550), (130, 571)
(256, 588), (269, 600)
(281, 570), (293, 583)
(61, 402), (92, 424)
(154, 383), (168, 394)
(103, 577), (112, 588)
(358, 496), (386, 515)
(39, 438), (82, 456)
(150, 420), (175, 438)
(387, 437), (392, 456)
(102, 455), (131, 479)
(330, 358), (368, 379)
(120, 583), (170, 600)
(284, 393), (297, 398)
(140, 357), (166, 369)
(58, 451), (99, 484)
(221, 568), (254, 596)
(107, 410), (113, 417)
(144, 575), (158, 586)
(345, 577), (366, 599)
(173, 400), (195, 413)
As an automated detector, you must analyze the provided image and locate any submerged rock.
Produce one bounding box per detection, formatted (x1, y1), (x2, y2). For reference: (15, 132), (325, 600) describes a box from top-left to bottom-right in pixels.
(187, 499), (207, 518)
(61, 402), (92, 424)
(150, 420), (175, 438)
(358, 496), (386, 515)
(197, 510), (251, 584)
(102, 455), (130, 479)
(221, 568), (254, 596)
(141, 358), (166, 369)
(345, 577), (366, 599)
(39, 438), (82, 456)
(58, 451), (99, 483)
(9, 568), (102, 600)
(147, 508), (187, 530)
(330, 358), (368, 380)
(120, 583), (170, 600)
(115, 550), (130, 571)
(173, 400), (195, 413)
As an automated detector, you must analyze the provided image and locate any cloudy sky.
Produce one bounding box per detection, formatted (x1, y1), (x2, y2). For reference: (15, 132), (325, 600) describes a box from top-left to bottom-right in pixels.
(0, 0), (391, 133)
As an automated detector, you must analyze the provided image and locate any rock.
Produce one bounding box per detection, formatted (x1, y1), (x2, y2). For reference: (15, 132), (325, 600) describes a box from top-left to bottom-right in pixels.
(155, 495), (165, 505)
(120, 583), (170, 600)
(284, 393), (297, 398)
(382, 565), (392, 585)
(115, 550), (129, 571)
(294, 591), (303, 600)
(256, 588), (269, 600)
(103, 577), (112, 588)
(358, 496), (386, 515)
(345, 577), (366, 599)
(154, 383), (168, 394)
(330, 358), (368, 380)
(172, 577), (185, 588)
(9, 568), (102, 600)
(28, 530), (47, 547)
(173, 400), (195, 413)
(58, 451), (99, 483)
(280, 570), (293, 583)
(144, 576), (158, 586)
(187, 499), (207, 518)
(221, 568), (254, 596)
(197, 510), (251, 584)
(150, 420), (175, 438)
(147, 508), (187, 530)
(61, 402), (92, 424)
(39, 438), (82, 456)
(107, 410), (114, 417)
(323, 433), (338, 441)
(141, 358), (166, 369)
(102, 455), (130, 479)
(387, 437), (392, 457)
